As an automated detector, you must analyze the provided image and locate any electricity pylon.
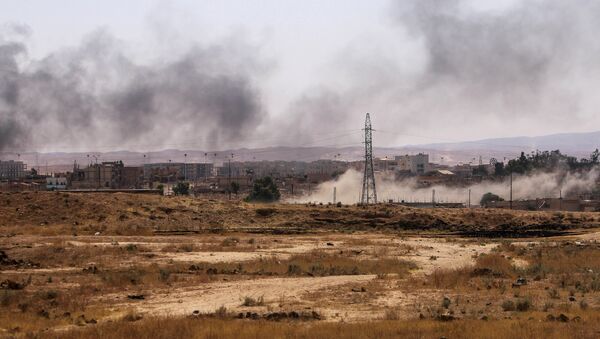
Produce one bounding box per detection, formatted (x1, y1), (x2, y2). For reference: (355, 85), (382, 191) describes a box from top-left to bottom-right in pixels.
(360, 113), (377, 204)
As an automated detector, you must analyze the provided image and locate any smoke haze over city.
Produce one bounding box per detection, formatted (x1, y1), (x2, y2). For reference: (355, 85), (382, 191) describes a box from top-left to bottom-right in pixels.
(1, 0), (600, 153)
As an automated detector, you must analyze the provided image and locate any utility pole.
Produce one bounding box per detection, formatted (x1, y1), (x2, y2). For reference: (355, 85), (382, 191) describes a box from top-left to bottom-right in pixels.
(228, 153), (233, 200)
(432, 189), (436, 207)
(184, 153), (187, 182)
(204, 153), (208, 182)
(509, 171), (513, 210)
(468, 189), (471, 208)
(559, 189), (562, 210)
(333, 186), (337, 204)
(360, 113), (377, 204)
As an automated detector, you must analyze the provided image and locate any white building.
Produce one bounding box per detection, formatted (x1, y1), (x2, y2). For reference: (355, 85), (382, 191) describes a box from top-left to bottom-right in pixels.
(0, 160), (26, 179)
(46, 177), (67, 190)
(394, 153), (431, 175)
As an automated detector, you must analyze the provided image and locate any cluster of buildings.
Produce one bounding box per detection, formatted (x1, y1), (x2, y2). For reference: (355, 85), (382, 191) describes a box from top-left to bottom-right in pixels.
(0, 158), (344, 194)
(0, 154), (517, 194)
(373, 153), (495, 186)
(69, 161), (142, 189)
(1, 155), (598, 211)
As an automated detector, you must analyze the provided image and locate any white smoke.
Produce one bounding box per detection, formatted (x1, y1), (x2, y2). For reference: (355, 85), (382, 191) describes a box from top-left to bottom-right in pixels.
(294, 168), (600, 205)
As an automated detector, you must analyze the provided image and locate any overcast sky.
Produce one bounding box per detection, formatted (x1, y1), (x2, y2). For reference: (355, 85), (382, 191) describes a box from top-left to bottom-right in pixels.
(0, 0), (598, 152)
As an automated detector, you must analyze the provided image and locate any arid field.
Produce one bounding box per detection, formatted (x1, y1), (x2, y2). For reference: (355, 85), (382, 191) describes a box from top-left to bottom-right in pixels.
(1, 192), (600, 338)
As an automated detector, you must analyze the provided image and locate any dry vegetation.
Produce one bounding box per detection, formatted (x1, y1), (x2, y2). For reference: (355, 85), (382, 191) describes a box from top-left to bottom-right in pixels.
(1, 192), (599, 236)
(186, 251), (417, 277)
(401, 241), (600, 325)
(36, 314), (600, 339)
(1, 192), (600, 338)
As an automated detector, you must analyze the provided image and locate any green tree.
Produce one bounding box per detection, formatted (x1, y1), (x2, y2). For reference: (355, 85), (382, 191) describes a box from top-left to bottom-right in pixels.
(494, 162), (505, 176)
(230, 181), (240, 195)
(245, 176), (280, 203)
(480, 192), (504, 207)
(504, 149), (600, 174)
(172, 182), (190, 196)
(590, 149), (599, 164)
(473, 165), (488, 176)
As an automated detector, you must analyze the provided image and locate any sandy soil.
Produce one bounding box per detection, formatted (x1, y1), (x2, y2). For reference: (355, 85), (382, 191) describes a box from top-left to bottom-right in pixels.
(102, 275), (376, 317)
(47, 234), (499, 321)
(396, 238), (496, 275)
(0, 232), (505, 322)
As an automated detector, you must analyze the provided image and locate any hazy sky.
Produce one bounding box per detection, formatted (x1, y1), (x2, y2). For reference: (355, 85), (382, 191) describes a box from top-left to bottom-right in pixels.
(1, 0), (598, 152)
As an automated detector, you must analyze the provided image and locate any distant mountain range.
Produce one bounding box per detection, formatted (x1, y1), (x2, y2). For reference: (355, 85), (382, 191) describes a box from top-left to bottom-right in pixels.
(2, 131), (598, 173)
(402, 131), (600, 163)
(413, 131), (600, 153)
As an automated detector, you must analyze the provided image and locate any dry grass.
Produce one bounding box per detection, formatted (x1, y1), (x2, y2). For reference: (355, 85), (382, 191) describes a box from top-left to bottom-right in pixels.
(159, 237), (258, 253)
(160, 243), (199, 252)
(241, 296), (265, 307)
(37, 313), (600, 339)
(420, 253), (517, 290)
(7, 242), (149, 267)
(473, 253), (516, 278)
(3, 192), (600, 337)
(426, 267), (474, 289)
(523, 243), (600, 293)
(188, 250), (417, 277)
(0, 285), (111, 333)
(2, 192), (599, 236)
(526, 243), (600, 275)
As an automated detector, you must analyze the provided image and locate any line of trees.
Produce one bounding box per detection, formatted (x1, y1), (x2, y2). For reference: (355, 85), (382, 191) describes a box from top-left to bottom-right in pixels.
(245, 176), (280, 202)
(494, 149), (599, 175)
(162, 176), (281, 203)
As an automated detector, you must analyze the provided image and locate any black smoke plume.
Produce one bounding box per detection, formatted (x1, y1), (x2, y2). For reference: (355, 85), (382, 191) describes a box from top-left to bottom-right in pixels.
(278, 0), (600, 146)
(0, 25), (265, 152)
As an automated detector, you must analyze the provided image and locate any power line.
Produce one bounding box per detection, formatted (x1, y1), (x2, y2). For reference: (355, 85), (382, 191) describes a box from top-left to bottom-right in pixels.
(360, 113), (377, 204)
(11, 129), (363, 154)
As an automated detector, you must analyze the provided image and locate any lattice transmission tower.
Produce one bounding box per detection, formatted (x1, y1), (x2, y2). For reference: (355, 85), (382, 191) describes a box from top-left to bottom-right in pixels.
(360, 113), (377, 204)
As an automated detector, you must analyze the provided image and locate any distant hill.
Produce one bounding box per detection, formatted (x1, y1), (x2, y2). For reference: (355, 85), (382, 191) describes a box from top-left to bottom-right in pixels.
(404, 131), (600, 163)
(2, 132), (598, 172)
(414, 131), (600, 153)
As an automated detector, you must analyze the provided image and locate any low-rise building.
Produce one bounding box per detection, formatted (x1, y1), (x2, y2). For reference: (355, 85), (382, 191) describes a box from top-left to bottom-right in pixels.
(70, 161), (142, 189)
(144, 162), (214, 182)
(46, 177), (67, 190)
(451, 164), (474, 177)
(0, 160), (26, 179)
(394, 153), (431, 175)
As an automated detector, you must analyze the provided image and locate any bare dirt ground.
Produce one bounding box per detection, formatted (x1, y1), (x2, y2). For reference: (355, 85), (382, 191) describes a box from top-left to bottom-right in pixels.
(1, 192), (600, 338)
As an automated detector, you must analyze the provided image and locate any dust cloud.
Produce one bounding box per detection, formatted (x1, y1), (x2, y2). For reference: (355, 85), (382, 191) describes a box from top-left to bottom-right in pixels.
(296, 168), (600, 205)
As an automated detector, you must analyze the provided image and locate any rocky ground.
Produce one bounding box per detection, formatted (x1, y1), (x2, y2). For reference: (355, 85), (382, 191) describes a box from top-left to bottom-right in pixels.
(1, 192), (600, 338)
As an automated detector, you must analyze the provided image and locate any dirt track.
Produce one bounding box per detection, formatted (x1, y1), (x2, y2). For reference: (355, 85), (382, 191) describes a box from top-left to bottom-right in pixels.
(0, 232), (514, 323)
